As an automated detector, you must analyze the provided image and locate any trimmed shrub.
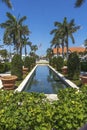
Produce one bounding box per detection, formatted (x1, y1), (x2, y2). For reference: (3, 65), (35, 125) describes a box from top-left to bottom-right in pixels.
(28, 57), (36, 68)
(4, 62), (11, 72)
(11, 54), (23, 80)
(24, 56), (36, 71)
(0, 63), (5, 73)
(56, 56), (64, 71)
(49, 57), (64, 71)
(67, 52), (80, 80)
(24, 56), (31, 71)
(51, 57), (57, 68)
(80, 61), (87, 72)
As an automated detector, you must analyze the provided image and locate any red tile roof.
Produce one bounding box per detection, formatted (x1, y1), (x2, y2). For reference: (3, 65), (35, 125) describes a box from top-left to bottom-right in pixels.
(53, 47), (85, 54)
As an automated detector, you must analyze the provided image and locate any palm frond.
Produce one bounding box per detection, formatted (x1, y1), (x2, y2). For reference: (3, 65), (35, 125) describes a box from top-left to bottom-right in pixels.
(2, 0), (12, 9)
(6, 12), (16, 21)
(19, 16), (27, 24)
(75, 0), (85, 7)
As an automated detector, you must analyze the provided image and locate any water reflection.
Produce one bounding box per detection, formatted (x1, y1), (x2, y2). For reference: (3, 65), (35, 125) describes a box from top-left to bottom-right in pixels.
(24, 66), (68, 94)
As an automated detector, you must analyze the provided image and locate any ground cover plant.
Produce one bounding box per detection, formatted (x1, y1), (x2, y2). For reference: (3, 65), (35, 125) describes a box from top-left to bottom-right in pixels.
(0, 86), (87, 130)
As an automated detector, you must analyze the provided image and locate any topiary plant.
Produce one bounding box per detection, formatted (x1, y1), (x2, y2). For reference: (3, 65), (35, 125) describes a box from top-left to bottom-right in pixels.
(0, 63), (5, 73)
(24, 56), (31, 71)
(56, 56), (64, 71)
(67, 52), (80, 80)
(11, 54), (23, 80)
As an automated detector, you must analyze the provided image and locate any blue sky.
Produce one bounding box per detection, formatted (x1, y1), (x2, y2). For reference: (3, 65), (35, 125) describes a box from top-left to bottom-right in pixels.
(0, 0), (87, 56)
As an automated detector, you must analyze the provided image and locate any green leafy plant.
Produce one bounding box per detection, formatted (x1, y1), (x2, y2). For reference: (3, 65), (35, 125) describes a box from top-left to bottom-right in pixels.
(24, 56), (36, 71)
(0, 90), (53, 130)
(67, 52), (80, 80)
(80, 61), (87, 72)
(11, 54), (23, 80)
(0, 63), (5, 73)
(1, 87), (87, 130)
(56, 56), (64, 71)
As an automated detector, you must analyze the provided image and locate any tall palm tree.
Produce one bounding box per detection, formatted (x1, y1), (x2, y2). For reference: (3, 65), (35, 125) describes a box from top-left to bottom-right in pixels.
(1, 0), (12, 8)
(50, 17), (80, 59)
(64, 18), (80, 58)
(50, 22), (64, 57)
(75, 0), (85, 7)
(50, 36), (61, 57)
(46, 48), (53, 59)
(0, 12), (30, 56)
(22, 36), (32, 56)
(30, 45), (38, 53)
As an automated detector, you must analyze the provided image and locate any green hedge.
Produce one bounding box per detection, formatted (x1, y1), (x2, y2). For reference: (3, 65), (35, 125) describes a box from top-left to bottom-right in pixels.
(0, 63), (5, 73)
(80, 61), (87, 72)
(0, 62), (11, 73)
(1, 87), (87, 129)
(67, 52), (80, 80)
(24, 56), (36, 71)
(49, 57), (64, 71)
(11, 54), (23, 80)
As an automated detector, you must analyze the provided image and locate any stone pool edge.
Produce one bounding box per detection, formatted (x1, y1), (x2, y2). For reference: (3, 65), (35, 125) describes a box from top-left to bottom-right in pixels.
(15, 64), (79, 101)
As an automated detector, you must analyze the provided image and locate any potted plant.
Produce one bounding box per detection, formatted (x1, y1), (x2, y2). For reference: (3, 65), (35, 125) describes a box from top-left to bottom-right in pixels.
(1, 75), (17, 90)
(22, 66), (28, 74)
(61, 66), (68, 74)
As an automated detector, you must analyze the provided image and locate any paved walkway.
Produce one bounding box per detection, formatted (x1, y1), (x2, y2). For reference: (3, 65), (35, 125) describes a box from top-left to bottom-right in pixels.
(36, 60), (49, 64)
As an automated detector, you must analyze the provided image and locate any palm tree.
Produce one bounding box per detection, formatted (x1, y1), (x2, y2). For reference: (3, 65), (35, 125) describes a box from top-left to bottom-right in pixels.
(50, 22), (64, 57)
(62, 17), (80, 58)
(50, 36), (61, 57)
(1, 0), (12, 8)
(75, 0), (85, 7)
(22, 36), (32, 56)
(30, 45), (38, 53)
(30, 45), (38, 57)
(46, 48), (53, 59)
(50, 17), (80, 59)
(0, 12), (30, 56)
(50, 23), (65, 58)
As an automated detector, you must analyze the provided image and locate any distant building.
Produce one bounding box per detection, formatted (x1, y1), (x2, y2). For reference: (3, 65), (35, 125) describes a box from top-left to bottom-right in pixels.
(53, 47), (85, 57)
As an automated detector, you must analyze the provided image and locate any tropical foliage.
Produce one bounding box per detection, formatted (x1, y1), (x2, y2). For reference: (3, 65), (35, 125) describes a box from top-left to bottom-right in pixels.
(0, 12), (30, 57)
(1, 0), (12, 8)
(46, 48), (53, 59)
(1, 86), (87, 129)
(67, 52), (80, 80)
(75, 0), (85, 7)
(50, 17), (80, 59)
(11, 54), (23, 80)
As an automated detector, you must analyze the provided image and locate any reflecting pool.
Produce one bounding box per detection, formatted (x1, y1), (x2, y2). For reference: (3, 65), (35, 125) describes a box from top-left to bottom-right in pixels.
(23, 65), (69, 94)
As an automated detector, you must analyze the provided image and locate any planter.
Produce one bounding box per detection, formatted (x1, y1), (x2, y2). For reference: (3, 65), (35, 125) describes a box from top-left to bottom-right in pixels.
(1, 75), (17, 90)
(62, 66), (68, 74)
(80, 74), (87, 84)
(22, 67), (28, 74)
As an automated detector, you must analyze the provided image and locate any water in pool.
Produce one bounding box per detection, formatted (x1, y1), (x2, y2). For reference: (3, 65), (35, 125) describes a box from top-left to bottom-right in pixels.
(23, 65), (69, 94)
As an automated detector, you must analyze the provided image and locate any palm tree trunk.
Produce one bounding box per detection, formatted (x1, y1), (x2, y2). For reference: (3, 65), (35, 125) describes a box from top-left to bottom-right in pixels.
(62, 40), (64, 58)
(25, 45), (27, 56)
(66, 30), (69, 59)
(19, 43), (22, 57)
(66, 41), (69, 59)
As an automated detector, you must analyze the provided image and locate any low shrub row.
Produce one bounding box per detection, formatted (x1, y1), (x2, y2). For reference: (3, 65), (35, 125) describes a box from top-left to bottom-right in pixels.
(0, 86), (87, 130)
